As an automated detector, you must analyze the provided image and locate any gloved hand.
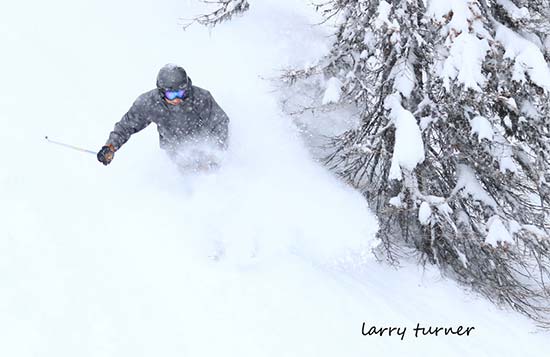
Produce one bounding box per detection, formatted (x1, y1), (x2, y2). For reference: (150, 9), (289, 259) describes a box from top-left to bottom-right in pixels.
(97, 144), (115, 165)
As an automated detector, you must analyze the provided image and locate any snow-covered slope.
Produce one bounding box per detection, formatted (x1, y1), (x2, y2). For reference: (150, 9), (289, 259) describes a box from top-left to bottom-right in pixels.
(1, 0), (549, 356)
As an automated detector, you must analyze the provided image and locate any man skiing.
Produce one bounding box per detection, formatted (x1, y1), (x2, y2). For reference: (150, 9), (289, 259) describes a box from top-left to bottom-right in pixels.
(97, 64), (229, 169)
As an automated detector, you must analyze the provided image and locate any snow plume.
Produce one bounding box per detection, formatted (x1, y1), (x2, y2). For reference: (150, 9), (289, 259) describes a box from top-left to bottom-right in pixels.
(385, 94), (425, 181)
(179, 161), (379, 265)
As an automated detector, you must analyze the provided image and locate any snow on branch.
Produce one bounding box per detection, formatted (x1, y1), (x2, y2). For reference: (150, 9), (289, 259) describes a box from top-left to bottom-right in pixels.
(385, 94), (425, 181)
(183, 0), (250, 29)
(496, 23), (550, 91)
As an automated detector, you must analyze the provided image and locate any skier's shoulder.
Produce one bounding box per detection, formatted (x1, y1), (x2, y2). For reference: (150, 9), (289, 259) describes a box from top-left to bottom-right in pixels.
(131, 89), (162, 110)
(192, 85), (213, 99)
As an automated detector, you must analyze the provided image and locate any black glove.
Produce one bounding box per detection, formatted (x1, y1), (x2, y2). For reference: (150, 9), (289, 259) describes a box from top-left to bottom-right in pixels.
(97, 144), (115, 166)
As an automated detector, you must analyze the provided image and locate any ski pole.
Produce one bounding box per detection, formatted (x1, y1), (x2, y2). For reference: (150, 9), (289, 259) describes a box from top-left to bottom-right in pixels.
(44, 136), (96, 155)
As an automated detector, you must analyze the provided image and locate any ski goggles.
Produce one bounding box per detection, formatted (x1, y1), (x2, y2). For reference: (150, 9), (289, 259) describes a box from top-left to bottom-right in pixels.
(163, 89), (187, 100)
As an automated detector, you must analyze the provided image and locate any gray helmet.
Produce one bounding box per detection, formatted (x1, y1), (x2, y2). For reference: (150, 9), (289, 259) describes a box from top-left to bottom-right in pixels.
(156, 64), (189, 91)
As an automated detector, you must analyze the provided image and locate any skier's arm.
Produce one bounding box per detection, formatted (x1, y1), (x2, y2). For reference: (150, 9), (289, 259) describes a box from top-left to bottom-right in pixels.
(207, 93), (229, 149)
(106, 96), (152, 150)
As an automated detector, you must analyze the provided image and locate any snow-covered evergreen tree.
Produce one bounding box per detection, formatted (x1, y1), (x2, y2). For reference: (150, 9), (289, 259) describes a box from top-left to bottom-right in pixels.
(289, 0), (550, 323)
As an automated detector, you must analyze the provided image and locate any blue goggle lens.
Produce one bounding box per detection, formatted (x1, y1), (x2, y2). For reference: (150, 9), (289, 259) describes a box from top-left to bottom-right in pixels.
(164, 89), (186, 100)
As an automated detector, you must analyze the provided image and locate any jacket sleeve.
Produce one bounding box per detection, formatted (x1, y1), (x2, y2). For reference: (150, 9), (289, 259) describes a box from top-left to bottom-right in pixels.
(206, 92), (230, 149)
(106, 96), (152, 150)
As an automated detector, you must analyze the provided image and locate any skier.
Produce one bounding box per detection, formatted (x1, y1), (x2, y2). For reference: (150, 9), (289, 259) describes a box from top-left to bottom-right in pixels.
(97, 64), (229, 170)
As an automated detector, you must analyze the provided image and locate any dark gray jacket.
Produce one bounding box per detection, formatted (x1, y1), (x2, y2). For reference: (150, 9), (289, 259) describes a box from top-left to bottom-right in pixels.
(106, 80), (229, 152)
